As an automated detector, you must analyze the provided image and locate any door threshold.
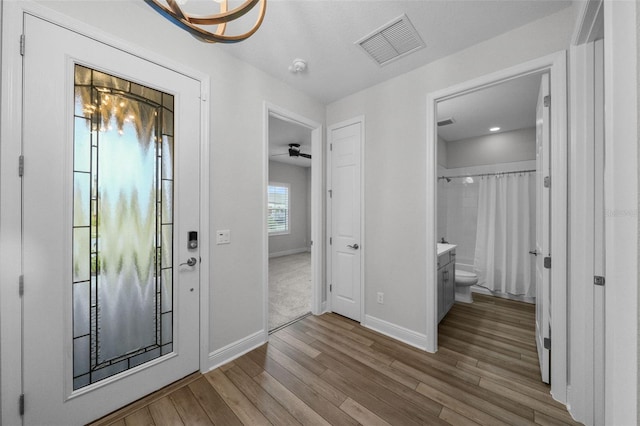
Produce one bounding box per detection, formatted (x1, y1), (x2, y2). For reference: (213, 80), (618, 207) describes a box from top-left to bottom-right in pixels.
(269, 312), (312, 334)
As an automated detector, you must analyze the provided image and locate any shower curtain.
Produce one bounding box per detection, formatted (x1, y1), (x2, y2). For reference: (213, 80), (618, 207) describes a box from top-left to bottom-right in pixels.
(474, 173), (536, 297)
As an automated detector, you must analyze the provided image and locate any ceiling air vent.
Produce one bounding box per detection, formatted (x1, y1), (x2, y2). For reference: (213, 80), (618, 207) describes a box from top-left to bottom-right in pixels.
(438, 117), (456, 127)
(356, 14), (425, 66)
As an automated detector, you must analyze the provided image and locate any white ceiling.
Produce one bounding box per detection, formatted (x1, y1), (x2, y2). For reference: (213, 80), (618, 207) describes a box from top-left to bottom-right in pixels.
(214, 0), (571, 104)
(269, 115), (313, 167)
(437, 71), (545, 142)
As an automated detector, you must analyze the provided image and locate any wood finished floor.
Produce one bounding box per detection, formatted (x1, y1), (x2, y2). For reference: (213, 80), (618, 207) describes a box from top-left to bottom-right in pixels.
(91, 294), (581, 426)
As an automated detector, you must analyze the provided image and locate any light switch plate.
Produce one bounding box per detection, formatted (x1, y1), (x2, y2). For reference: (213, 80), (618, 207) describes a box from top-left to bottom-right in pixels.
(216, 229), (231, 244)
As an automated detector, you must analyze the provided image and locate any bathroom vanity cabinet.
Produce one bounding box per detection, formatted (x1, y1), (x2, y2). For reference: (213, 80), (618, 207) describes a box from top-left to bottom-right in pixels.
(437, 248), (456, 323)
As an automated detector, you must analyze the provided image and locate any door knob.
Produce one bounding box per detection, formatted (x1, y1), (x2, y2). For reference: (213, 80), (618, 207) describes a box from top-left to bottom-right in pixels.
(180, 257), (198, 267)
(347, 244), (359, 250)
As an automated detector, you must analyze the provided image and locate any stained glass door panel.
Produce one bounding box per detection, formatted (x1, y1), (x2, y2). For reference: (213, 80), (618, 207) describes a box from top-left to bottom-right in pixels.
(72, 66), (175, 389)
(22, 14), (200, 425)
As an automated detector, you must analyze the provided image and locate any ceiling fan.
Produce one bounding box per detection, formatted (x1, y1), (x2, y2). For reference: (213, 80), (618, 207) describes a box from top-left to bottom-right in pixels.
(272, 143), (312, 159)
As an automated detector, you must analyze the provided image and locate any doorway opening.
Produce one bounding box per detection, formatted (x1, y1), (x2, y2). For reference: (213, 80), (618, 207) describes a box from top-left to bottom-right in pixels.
(426, 52), (568, 402)
(434, 71), (549, 384)
(263, 104), (322, 333)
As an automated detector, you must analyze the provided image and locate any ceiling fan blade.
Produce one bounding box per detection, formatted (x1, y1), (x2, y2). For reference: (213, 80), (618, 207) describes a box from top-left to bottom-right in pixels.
(271, 152), (289, 157)
(299, 153), (312, 159)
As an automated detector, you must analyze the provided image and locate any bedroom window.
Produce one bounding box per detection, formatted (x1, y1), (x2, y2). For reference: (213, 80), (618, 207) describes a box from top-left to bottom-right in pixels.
(268, 183), (290, 235)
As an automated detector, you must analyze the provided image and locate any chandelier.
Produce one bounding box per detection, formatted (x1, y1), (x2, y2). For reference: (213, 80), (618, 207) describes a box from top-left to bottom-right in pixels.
(145, 0), (267, 44)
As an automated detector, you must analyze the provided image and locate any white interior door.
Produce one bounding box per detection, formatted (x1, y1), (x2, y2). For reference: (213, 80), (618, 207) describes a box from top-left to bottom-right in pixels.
(329, 120), (362, 321)
(535, 73), (551, 384)
(22, 15), (201, 424)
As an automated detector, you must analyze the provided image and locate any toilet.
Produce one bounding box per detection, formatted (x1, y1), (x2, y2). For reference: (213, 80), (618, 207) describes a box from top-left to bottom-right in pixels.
(455, 268), (478, 303)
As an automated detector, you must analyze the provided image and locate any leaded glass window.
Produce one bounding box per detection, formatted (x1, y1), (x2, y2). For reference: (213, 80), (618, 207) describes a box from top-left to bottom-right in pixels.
(72, 65), (174, 390)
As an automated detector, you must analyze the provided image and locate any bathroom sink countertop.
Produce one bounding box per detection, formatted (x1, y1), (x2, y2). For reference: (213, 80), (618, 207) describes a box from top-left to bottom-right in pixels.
(437, 243), (457, 256)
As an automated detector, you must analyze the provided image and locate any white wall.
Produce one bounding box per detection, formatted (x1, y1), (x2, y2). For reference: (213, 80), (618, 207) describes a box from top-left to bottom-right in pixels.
(441, 178), (479, 265)
(437, 136), (448, 167)
(268, 161), (310, 256)
(446, 127), (536, 169)
(327, 7), (575, 338)
(27, 1), (326, 361)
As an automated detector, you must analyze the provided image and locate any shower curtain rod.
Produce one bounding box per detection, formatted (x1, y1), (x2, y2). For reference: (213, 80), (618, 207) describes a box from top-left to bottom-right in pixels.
(438, 169), (536, 180)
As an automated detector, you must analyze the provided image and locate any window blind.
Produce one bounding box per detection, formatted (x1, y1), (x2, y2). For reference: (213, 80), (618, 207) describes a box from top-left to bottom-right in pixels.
(268, 183), (289, 234)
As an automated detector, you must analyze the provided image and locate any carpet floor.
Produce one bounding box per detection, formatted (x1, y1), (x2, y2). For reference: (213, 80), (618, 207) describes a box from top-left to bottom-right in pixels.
(269, 252), (311, 331)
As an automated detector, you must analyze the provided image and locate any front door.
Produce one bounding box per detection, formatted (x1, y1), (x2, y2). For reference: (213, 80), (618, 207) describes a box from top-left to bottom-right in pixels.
(22, 14), (201, 424)
(329, 119), (362, 322)
(535, 73), (551, 384)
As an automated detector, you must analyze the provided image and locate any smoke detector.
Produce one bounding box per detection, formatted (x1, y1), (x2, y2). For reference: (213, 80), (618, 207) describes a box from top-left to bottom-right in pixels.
(289, 58), (307, 74)
(356, 14), (425, 66)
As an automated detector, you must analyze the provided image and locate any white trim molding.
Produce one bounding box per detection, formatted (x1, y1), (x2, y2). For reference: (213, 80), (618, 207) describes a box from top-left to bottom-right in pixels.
(363, 315), (428, 350)
(603, 1), (638, 424)
(426, 51), (569, 404)
(1, 3), (27, 425)
(206, 331), (266, 371)
(571, 0), (604, 46)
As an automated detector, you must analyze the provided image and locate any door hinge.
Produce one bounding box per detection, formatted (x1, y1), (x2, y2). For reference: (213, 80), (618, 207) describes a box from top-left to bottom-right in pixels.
(18, 155), (24, 177)
(543, 176), (550, 188)
(330, 143), (333, 151)
(328, 189), (332, 198)
(20, 34), (25, 56)
(594, 275), (605, 286)
(544, 257), (551, 269)
(19, 275), (24, 297)
(329, 237), (332, 245)
(330, 284), (332, 292)
(543, 337), (551, 350)
(19, 394), (24, 416)
(544, 95), (550, 107)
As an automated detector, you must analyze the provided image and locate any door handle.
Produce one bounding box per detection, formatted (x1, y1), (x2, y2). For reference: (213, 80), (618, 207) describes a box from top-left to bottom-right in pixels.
(347, 244), (359, 250)
(180, 257), (198, 267)
(529, 250), (539, 256)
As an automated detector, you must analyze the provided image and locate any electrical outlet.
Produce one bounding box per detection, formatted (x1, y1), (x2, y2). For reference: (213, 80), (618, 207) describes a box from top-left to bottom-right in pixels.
(377, 292), (384, 304)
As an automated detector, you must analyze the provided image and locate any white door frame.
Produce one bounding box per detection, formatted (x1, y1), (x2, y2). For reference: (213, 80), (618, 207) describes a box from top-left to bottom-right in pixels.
(326, 116), (365, 322)
(0, 3), (210, 424)
(567, 0), (605, 423)
(426, 51), (568, 403)
(262, 102), (323, 334)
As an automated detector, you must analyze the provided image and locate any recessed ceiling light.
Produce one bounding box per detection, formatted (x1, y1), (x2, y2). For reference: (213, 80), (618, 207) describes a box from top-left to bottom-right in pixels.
(489, 127), (501, 132)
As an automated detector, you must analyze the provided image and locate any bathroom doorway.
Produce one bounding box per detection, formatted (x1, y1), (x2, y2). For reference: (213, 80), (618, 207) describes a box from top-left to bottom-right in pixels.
(436, 73), (543, 303)
(426, 52), (568, 401)
(435, 71), (546, 380)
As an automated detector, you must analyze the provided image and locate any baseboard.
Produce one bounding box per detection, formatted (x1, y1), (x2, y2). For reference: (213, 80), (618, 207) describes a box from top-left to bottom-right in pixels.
(206, 330), (267, 371)
(268, 247), (310, 258)
(471, 285), (536, 304)
(363, 315), (428, 350)
(565, 385), (582, 424)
